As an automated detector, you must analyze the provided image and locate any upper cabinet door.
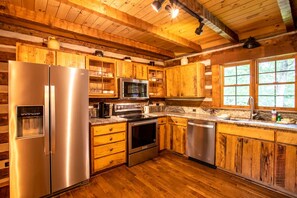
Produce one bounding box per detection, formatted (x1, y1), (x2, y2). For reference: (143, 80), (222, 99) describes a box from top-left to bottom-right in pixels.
(134, 63), (148, 80)
(180, 63), (205, 97)
(165, 67), (180, 97)
(56, 51), (86, 69)
(116, 61), (134, 78)
(16, 43), (56, 65)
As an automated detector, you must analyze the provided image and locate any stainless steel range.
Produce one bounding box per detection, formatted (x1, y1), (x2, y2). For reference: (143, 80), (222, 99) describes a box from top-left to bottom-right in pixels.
(113, 103), (158, 167)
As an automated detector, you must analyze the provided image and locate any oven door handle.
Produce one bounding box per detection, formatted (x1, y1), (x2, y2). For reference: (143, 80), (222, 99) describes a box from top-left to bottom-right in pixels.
(129, 119), (158, 126)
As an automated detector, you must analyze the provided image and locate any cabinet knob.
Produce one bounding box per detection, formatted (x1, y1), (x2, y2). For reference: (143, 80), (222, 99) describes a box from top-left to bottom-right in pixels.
(109, 128), (113, 131)
(110, 148), (114, 152)
(109, 137), (113, 141)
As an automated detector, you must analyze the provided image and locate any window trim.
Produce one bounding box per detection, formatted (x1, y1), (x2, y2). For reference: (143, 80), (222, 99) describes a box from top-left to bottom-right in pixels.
(221, 61), (254, 109)
(255, 54), (297, 111)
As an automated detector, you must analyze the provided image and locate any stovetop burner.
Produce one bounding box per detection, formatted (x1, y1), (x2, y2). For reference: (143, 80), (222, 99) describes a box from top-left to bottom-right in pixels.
(119, 114), (155, 121)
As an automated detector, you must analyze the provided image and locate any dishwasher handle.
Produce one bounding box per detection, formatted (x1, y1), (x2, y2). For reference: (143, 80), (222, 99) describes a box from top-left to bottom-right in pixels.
(188, 122), (214, 129)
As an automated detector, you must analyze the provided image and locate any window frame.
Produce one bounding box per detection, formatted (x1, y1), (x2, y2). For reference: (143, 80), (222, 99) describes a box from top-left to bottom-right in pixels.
(255, 54), (297, 111)
(221, 61), (254, 109)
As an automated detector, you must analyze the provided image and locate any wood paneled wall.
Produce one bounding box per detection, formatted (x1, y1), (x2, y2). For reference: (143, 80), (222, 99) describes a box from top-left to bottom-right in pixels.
(0, 62), (9, 196)
(165, 32), (297, 108)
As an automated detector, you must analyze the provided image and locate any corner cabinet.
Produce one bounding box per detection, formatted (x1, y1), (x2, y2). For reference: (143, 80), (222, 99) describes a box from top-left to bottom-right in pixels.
(148, 66), (165, 97)
(90, 122), (126, 174)
(86, 56), (118, 98)
(165, 63), (205, 98)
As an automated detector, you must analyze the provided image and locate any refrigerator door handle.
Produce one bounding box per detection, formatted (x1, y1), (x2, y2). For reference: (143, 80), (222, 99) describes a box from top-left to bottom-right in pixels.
(44, 86), (50, 155)
(51, 85), (56, 154)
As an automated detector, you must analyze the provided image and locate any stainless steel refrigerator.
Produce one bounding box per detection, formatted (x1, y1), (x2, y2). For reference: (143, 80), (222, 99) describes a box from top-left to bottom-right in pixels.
(9, 61), (90, 198)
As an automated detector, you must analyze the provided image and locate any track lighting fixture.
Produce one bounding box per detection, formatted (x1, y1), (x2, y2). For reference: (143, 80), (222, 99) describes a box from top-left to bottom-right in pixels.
(151, 0), (165, 12)
(165, 4), (179, 19)
(243, 37), (261, 49)
(195, 20), (204, 35)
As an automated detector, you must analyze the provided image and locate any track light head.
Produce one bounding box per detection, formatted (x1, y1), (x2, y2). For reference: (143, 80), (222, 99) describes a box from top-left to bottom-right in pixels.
(151, 0), (165, 12)
(195, 22), (204, 35)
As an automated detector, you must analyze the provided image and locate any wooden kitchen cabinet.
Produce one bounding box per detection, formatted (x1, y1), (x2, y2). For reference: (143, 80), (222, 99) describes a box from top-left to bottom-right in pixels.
(116, 60), (148, 80)
(180, 63), (205, 97)
(16, 43), (85, 69)
(56, 51), (85, 68)
(16, 43), (56, 65)
(86, 56), (117, 98)
(166, 117), (187, 154)
(158, 117), (167, 151)
(165, 67), (180, 97)
(216, 123), (274, 186)
(116, 61), (134, 78)
(275, 130), (297, 194)
(90, 122), (126, 174)
(165, 63), (205, 98)
(148, 66), (165, 97)
(134, 63), (148, 80)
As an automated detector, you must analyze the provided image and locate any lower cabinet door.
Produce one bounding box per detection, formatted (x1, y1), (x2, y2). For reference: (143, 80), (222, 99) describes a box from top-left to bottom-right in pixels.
(172, 125), (186, 154)
(158, 124), (166, 151)
(216, 133), (274, 186)
(275, 143), (297, 194)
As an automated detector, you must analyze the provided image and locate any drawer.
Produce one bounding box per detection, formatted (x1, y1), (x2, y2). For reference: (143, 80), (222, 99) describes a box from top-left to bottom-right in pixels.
(94, 152), (126, 172)
(94, 141), (126, 158)
(217, 123), (274, 141)
(92, 122), (126, 136)
(158, 117), (167, 124)
(167, 116), (187, 126)
(276, 130), (297, 145)
(93, 132), (125, 146)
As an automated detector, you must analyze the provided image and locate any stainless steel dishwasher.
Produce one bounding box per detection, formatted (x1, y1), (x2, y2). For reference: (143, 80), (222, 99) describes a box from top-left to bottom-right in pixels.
(186, 119), (216, 166)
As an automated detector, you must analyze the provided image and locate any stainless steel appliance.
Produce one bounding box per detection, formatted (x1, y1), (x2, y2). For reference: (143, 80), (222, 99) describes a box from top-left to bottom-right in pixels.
(99, 102), (111, 118)
(187, 119), (216, 166)
(9, 61), (90, 198)
(119, 78), (149, 100)
(114, 103), (158, 166)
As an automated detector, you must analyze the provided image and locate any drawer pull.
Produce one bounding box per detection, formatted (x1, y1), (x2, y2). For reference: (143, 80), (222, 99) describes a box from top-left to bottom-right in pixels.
(109, 128), (113, 131)
(109, 137), (113, 141)
(110, 148), (114, 152)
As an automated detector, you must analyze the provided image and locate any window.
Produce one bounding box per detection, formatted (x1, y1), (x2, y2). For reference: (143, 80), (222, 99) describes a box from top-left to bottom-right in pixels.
(257, 57), (296, 108)
(223, 64), (250, 106)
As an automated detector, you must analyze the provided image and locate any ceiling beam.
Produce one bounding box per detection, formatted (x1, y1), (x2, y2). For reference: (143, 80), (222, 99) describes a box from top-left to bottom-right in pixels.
(176, 0), (239, 43)
(63, 0), (202, 52)
(277, 0), (295, 31)
(0, 3), (175, 59)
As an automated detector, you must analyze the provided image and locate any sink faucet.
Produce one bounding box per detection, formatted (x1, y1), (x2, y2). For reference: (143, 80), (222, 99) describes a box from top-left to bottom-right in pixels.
(247, 96), (257, 120)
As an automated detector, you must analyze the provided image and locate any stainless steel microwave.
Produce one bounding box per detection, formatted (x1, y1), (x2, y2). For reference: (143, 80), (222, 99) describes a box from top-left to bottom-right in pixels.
(119, 78), (149, 100)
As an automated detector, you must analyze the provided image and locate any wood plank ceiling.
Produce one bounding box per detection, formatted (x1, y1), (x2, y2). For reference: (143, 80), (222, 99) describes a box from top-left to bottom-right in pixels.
(0, 0), (296, 60)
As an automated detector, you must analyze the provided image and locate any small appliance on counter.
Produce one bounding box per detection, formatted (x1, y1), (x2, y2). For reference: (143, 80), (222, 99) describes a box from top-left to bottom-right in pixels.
(99, 102), (111, 118)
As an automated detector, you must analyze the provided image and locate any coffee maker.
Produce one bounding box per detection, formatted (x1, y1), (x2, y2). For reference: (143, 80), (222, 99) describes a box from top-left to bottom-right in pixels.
(99, 102), (111, 118)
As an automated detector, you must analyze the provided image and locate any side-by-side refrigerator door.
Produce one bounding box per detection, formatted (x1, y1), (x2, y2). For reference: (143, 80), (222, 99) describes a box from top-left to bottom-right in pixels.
(9, 61), (50, 198)
(50, 66), (89, 193)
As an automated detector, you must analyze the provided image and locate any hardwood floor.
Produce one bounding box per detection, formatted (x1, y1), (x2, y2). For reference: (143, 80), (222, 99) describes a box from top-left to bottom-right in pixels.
(58, 151), (291, 198)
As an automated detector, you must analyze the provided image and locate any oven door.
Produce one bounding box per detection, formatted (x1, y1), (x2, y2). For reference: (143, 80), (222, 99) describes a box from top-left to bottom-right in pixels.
(119, 78), (148, 100)
(128, 119), (158, 154)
